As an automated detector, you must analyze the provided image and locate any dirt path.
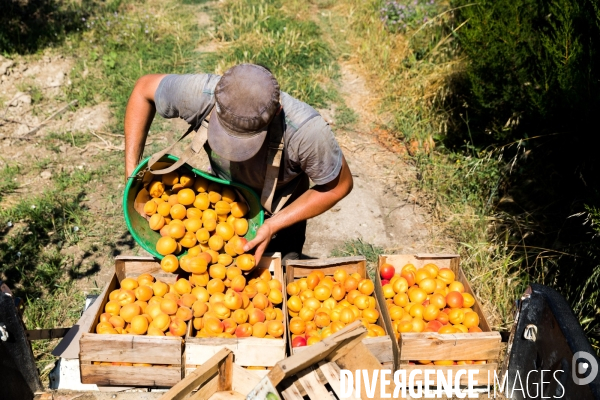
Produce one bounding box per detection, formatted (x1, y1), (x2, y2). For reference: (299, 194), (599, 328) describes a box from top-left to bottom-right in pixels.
(304, 66), (445, 257)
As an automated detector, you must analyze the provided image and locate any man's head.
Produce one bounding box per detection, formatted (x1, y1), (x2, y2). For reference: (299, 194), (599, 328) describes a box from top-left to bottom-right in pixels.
(208, 64), (280, 162)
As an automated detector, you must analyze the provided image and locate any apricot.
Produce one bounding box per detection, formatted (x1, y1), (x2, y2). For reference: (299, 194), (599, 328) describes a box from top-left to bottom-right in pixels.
(449, 281), (465, 293)
(230, 275), (246, 292)
(248, 308), (266, 325)
(192, 192), (209, 210)
(116, 289), (136, 306)
(463, 311), (480, 328)
(96, 322), (115, 334)
(160, 298), (178, 315)
(176, 294), (195, 308)
(105, 301), (121, 316)
(176, 188), (195, 206)
(99, 312), (112, 324)
(235, 323), (252, 337)
(358, 279), (375, 296)
(252, 293), (269, 310)
(462, 293), (476, 308)
(156, 236), (177, 256)
(249, 321), (265, 338)
(237, 254), (255, 271)
(134, 285), (153, 302)
(208, 235), (224, 252)
(129, 315), (149, 335)
(268, 289), (283, 305)
(148, 181), (165, 198)
(188, 257), (208, 275)
(437, 268), (455, 285)
(169, 317), (188, 337)
(120, 303), (141, 323)
(227, 200), (247, 218)
(190, 272), (210, 288)
(232, 218), (248, 236)
(207, 278), (225, 295)
(148, 213), (166, 231)
(224, 289), (243, 310)
(393, 293), (409, 307)
(409, 288), (427, 304)
(381, 284), (395, 299)
(315, 312), (331, 328)
(176, 306), (193, 321)
(446, 291), (464, 308)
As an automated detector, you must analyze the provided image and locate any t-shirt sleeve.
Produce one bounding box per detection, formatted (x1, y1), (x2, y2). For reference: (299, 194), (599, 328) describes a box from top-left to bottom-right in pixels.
(290, 116), (343, 186)
(154, 74), (219, 124)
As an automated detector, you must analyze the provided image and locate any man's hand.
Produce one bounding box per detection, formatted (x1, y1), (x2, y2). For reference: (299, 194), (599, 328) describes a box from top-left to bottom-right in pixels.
(241, 155), (353, 266)
(243, 221), (275, 267)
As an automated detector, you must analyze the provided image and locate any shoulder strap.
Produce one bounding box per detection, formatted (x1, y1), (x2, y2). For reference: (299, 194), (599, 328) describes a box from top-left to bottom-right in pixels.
(146, 104), (214, 175)
(261, 113), (290, 214)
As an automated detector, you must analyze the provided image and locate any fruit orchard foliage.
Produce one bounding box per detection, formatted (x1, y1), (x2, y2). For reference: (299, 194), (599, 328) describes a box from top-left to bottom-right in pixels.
(449, 0), (600, 144)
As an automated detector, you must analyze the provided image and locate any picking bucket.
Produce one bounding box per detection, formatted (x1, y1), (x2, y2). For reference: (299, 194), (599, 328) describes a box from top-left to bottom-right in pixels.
(123, 154), (264, 260)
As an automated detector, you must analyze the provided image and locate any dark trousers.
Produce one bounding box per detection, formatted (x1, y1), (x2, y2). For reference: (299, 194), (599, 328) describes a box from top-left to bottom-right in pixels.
(264, 174), (309, 262)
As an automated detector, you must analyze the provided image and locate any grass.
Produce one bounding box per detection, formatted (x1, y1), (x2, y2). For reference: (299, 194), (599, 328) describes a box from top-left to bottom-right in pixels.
(202, 0), (339, 108)
(331, 239), (384, 280)
(0, 164), (20, 203)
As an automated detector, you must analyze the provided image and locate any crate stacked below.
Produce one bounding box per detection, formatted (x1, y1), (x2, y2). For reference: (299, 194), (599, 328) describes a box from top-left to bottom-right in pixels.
(374, 254), (501, 385)
(79, 256), (184, 387)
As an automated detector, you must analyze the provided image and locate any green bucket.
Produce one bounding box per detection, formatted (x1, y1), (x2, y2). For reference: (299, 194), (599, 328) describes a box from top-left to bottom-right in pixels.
(123, 154), (264, 260)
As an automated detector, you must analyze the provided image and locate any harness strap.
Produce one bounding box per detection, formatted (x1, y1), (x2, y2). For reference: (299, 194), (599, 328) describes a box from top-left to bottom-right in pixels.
(146, 104), (214, 175)
(261, 114), (287, 214)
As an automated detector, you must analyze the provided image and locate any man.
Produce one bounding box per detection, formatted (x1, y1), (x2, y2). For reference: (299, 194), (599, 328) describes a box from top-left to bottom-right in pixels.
(124, 64), (353, 263)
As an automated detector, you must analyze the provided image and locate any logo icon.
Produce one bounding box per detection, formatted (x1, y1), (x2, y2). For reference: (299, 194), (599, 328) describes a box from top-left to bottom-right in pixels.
(572, 351), (598, 385)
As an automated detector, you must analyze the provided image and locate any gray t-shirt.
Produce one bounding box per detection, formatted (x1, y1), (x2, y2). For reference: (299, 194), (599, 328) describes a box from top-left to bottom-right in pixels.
(154, 74), (342, 196)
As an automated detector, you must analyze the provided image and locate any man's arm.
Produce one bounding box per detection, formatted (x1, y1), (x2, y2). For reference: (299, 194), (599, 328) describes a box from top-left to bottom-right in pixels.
(124, 74), (167, 180)
(244, 154), (354, 263)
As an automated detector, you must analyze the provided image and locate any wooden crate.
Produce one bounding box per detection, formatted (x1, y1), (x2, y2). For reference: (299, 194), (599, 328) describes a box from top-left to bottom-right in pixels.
(286, 256), (395, 369)
(375, 254), (501, 385)
(184, 254), (287, 374)
(79, 256), (184, 387)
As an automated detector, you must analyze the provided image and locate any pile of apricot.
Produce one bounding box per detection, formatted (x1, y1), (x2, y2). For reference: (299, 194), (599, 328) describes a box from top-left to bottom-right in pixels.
(286, 269), (386, 348)
(379, 262), (482, 336)
(142, 171), (256, 272)
(191, 266), (285, 339)
(96, 266), (285, 340)
(96, 273), (192, 337)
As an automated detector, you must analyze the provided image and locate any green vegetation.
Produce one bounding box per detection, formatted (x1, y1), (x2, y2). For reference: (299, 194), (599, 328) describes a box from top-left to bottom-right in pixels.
(200, 0), (338, 107)
(331, 239), (384, 280)
(0, 164), (20, 202)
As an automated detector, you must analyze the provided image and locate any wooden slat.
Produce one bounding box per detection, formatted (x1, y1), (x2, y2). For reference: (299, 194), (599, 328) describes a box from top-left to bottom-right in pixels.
(297, 368), (331, 400)
(334, 341), (388, 400)
(399, 363), (497, 386)
(281, 382), (304, 400)
(218, 352), (234, 392)
(80, 333), (183, 364)
(189, 375), (218, 400)
(231, 364), (262, 395)
(159, 348), (231, 400)
(318, 361), (361, 400)
(399, 332), (501, 361)
(80, 365), (181, 387)
(208, 391), (246, 400)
